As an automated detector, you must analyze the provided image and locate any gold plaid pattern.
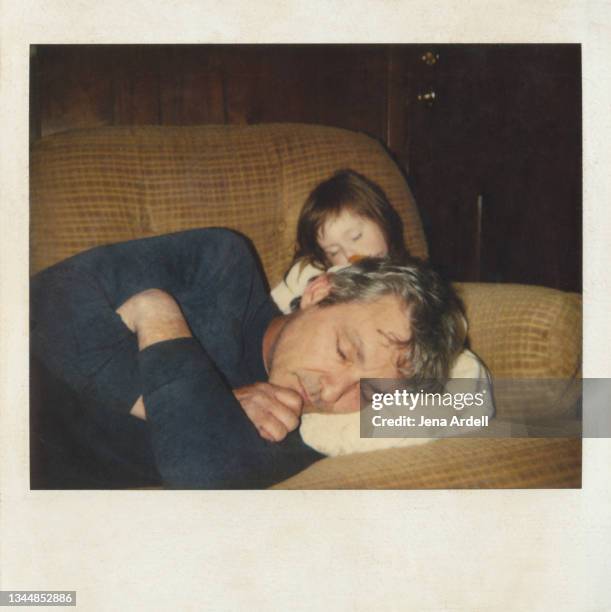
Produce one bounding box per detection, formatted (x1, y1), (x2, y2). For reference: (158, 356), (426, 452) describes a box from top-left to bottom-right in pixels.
(456, 283), (582, 420)
(273, 438), (581, 489)
(456, 283), (582, 378)
(30, 124), (427, 282)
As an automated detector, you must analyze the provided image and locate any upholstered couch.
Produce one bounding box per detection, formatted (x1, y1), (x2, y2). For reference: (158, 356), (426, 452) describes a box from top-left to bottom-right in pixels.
(30, 123), (582, 488)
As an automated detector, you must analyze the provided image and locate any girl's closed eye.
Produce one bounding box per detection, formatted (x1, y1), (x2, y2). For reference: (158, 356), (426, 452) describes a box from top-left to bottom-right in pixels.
(318, 209), (389, 265)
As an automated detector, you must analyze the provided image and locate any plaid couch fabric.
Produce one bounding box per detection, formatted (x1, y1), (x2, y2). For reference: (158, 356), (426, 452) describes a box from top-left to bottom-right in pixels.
(30, 124), (427, 283)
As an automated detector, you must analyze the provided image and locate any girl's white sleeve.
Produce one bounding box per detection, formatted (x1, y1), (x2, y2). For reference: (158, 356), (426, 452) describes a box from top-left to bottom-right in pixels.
(270, 261), (323, 314)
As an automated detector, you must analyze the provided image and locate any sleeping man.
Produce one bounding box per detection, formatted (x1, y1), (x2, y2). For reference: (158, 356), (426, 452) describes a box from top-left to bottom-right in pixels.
(30, 228), (467, 489)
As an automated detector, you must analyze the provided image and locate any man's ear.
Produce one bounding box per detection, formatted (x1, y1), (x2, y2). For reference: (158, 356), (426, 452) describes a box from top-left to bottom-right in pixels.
(300, 274), (332, 309)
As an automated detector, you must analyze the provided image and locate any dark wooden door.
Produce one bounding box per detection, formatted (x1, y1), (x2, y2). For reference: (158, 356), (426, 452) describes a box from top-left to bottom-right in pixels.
(394, 44), (581, 292)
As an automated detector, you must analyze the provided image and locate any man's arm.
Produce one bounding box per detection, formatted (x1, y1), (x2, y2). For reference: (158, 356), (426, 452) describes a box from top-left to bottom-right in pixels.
(117, 288), (192, 349)
(119, 289), (303, 442)
(31, 265), (142, 414)
(122, 289), (316, 488)
(31, 230), (321, 487)
(116, 289), (192, 420)
(31, 228), (280, 417)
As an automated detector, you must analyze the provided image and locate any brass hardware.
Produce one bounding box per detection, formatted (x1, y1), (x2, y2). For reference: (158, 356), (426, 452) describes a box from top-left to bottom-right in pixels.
(417, 91), (436, 101)
(417, 90), (437, 107)
(421, 51), (439, 66)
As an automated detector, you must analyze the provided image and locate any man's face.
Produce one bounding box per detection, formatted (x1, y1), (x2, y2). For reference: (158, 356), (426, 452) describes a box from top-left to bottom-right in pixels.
(268, 295), (410, 414)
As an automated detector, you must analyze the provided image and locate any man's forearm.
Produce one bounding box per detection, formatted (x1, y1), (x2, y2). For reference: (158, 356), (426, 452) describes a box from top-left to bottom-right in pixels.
(117, 290), (319, 487)
(136, 313), (192, 349)
(117, 289), (192, 419)
(137, 337), (318, 488)
(117, 288), (192, 349)
(30, 264), (142, 415)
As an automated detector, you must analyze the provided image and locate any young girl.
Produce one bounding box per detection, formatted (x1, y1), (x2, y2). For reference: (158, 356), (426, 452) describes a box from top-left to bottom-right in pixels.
(271, 169), (407, 313)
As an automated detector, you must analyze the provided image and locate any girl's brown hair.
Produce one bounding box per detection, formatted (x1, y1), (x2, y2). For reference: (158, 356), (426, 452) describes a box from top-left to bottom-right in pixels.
(291, 169), (407, 271)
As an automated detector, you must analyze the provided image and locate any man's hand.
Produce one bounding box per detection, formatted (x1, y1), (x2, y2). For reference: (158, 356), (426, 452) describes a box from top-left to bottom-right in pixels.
(116, 289), (192, 349)
(300, 273), (332, 309)
(233, 383), (303, 442)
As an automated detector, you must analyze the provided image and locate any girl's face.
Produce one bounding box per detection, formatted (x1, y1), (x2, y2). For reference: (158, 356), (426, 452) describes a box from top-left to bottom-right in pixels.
(317, 209), (389, 266)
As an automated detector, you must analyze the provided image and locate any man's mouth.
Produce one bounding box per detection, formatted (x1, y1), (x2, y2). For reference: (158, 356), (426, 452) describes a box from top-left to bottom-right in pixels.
(296, 376), (312, 404)
(296, 375), (321, 409)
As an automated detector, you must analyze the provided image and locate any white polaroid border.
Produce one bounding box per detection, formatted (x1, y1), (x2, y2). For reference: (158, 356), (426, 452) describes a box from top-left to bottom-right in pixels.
(1, 2), (610, 610)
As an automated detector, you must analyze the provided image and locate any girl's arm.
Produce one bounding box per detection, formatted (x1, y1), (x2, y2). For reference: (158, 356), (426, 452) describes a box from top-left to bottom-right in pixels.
(270, 259), (324, 313)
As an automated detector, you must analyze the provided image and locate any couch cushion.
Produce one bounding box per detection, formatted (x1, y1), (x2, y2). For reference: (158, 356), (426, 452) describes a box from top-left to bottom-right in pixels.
(456, 282), (582, 419)
(30, 124), (427, 281)
(272, 437), (581, 489)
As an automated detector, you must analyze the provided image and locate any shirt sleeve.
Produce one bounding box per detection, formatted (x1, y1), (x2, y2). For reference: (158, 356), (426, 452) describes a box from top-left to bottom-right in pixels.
(30, 265), (141, 414)
(139, 337), (322, 488)
(270, 260), (324, 313)
(29, 228), (265, 414)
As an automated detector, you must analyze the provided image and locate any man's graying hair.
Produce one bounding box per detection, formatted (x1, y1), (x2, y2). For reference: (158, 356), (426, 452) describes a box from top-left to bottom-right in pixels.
(319, 257), (467, 387)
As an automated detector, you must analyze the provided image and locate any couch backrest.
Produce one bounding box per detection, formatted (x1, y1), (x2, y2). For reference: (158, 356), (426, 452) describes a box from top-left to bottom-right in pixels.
(30, 123), (428, 284)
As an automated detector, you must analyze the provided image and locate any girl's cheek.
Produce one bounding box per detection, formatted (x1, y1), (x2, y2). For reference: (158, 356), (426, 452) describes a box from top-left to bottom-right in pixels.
(374, 242), (390, 258)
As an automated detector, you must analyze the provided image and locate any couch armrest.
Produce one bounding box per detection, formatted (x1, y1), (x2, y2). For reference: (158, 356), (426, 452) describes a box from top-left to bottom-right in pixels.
(455, 283), (582, 420)
(455, 283), (582, 378)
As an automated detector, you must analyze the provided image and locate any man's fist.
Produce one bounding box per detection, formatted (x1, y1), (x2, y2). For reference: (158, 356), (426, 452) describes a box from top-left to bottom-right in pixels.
(233, 382), (303, 442)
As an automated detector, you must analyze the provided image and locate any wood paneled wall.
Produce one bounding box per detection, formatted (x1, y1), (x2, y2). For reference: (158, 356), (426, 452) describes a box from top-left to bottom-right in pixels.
(30, 44), (581, 291)
(31, 45), (392, 144)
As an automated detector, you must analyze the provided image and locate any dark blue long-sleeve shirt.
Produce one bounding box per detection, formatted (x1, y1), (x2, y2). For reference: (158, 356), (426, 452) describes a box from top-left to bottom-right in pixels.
(30, 228), (322, 489)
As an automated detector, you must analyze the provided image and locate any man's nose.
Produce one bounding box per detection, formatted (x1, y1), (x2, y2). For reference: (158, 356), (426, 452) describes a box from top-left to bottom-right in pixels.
(320, 371), (359, 405)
